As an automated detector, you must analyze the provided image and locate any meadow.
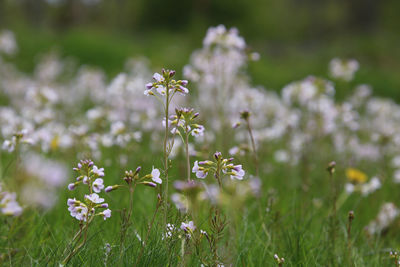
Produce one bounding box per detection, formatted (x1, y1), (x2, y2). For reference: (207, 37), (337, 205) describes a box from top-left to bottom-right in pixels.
(1, 24), (400, 266)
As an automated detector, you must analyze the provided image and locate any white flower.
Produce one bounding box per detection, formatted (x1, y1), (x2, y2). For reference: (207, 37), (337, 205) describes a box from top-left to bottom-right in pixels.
(329, 58), (359, 81)
(163, 223), (176, 240)
(155, 85), (166, 95)
(153, 72), (164, 83)
(101, 209), (112, 220)
(394, 169), (400, 184)
(345, 183), (355, 194)
(151, 168), (162, 184)
(191, 125), (205, 137)
(192, 161), (208, 179)
(229, 164), (245, 180)
(92, 178), (105, 193)
(67, 199), (88, 221)
(92, 166), (105, 177)
(361, 177), (381, 196)
(2, 140), (14, 152)
(85, 193), (104, 204)
(1, 192), (23, 216)
(180, 221), (196, 232)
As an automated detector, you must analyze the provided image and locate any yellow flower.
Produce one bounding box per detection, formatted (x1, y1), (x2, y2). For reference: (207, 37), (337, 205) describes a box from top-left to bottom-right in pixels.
(346, 168), (367, 184)
(50, 135), (59, 150)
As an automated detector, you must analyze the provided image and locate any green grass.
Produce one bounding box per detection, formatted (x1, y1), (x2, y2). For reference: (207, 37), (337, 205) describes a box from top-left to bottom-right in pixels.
(1, 26), (400, 266)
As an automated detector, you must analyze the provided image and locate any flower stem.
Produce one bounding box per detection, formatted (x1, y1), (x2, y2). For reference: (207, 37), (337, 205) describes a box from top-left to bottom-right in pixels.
(163, 84), (170, 228)
(185, 132), (191, 182)
(245, 117), (259, 177)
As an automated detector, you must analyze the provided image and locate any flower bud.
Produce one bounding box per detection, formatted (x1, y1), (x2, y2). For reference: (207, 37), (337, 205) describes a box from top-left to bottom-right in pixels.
(348, 210), (354, 222)
(192, 112), (199, 119)
(232, 122), (241, 129)
(105, 185), (119, 193)
(214, 151), (222, 160)
(142, 181), (157, 188)
(135, 166), (141, 174)
(68, 183), (76, 191)
(240, 110), (250, 120)
(327, 161), (336, 174)
(169, 70), (176, 78)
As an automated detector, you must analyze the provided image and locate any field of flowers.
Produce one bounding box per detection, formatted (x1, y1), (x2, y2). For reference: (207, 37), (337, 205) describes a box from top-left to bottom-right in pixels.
(1, 25), (400, 266)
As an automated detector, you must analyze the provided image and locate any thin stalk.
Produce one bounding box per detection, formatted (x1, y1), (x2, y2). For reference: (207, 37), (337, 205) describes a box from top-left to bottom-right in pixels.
(328, 169), (338, 263)
(163, 83), (170, 228)
(185, 131), (191, 182)
(245, 117), (259, 177)
(346, 211), (354, 266)
(119, 183), (137, 260)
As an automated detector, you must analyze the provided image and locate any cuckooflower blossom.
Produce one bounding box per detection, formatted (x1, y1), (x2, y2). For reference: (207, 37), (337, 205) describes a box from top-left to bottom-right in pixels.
(1, 192), (23, 216)
(229, 164), (245, 180)
(192, 161), (208, 179)
(92, 166), (105, 177)
(92, 178), (105, 193)
(151, 168), (162, 184)
(85, 193), (104, 204)
(180, 221), (196, 233)
(100, 209), (112, 220)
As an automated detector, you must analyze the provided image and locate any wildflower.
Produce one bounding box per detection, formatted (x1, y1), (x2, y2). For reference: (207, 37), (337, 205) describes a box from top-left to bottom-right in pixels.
(361, 177), (381, 196)
(191, 125), (205, 137)
(180, 221), (196, 237)
(68, 200), (88, 221)
(329, 58), (359, 81)
(365, 203), (399, 235)
(85, 193), (104, 204)
(274, 254), (285, 265)
(92, 166), (105, 177)
(92, 178), (105, 193)
(163, 223), (176, 239)
(226, 164), (245, 180)
(0, 30), (18, 55)
(151, 168), (162, 184)
(100, 209), (112, 220)
(346, 168), (367, 184)
(192, 161), (208, 179)
(153, 72), (164, 83)
(0, 191), (23, 216)
(144, 70), (189, 97)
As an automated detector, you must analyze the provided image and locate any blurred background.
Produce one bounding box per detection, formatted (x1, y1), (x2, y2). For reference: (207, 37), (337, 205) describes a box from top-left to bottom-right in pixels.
(1, 0), (399, 99)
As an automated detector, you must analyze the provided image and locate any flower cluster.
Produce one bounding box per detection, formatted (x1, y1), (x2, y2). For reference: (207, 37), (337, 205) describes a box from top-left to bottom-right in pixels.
(0, 184), (23, 216)
(166, 107), (205, 137)
(192, 151), (245, 181)
(163, 221), (205, 240)
(67, 160), (111, 221)
(329, 58), (359, 81)
(344, 168), (381, 196)
(145, 69), (189, 97)
(105, 166), (162, 192)
(365, 202), (399, 235)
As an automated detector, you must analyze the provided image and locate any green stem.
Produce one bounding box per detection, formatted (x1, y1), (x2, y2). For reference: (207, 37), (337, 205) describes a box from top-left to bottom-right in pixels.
(185, 131), (191, 182)
(245, 118), (259, 177)
(163, 84), (170, 229)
